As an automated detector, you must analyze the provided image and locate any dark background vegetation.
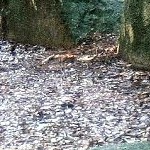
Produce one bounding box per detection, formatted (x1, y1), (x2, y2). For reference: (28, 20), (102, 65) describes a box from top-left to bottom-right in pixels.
(0, 0), (124, 44)
(61, 0), (124, 42)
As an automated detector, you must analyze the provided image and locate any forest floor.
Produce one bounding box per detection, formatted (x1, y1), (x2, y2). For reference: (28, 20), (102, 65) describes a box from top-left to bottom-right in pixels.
(0, 34), (150, 150)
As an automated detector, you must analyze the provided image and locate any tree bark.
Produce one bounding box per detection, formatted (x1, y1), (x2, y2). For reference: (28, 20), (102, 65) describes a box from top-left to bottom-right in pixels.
(0, 0), (9, 39)
(5, 0), (73, 48)
(119, 0), (150, 70)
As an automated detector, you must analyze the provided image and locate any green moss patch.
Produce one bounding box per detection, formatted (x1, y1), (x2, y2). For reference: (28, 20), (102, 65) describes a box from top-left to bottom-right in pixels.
(92, 141), (150, 150)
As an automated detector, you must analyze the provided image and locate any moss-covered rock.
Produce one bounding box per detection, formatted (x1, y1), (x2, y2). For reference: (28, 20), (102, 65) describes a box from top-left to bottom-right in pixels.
(119, 0), (150, 70)
(5, 0), (73, 48)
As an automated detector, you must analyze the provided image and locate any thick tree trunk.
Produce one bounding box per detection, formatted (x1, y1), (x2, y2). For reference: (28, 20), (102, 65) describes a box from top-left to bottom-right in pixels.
(4, 0), (73, 48)
(119, 0), (150, 70)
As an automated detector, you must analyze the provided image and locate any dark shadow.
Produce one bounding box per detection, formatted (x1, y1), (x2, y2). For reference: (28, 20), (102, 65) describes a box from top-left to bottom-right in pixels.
(1, 0), (9, 39)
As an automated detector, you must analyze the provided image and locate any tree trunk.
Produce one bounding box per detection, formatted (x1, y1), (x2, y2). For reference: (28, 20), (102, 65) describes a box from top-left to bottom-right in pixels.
(4, 0), (73, 48)
(119, 0), (150, 70)
(0, 0), (9, 39)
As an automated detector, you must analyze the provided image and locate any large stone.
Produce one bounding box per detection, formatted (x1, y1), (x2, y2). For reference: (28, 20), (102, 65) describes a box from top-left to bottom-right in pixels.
(2, 0), (73, 48)
(119, 0), (150, 70)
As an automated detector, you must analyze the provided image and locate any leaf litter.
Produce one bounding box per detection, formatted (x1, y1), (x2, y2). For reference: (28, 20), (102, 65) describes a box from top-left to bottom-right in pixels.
(0, 33), (150, 150)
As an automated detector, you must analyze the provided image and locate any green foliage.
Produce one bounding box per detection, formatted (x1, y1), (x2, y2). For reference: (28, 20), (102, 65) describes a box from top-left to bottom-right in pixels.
(61, 0), (124, 42)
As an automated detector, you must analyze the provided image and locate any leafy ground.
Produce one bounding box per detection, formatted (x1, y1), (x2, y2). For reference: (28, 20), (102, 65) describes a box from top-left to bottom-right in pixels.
(0, 33), (150, 150)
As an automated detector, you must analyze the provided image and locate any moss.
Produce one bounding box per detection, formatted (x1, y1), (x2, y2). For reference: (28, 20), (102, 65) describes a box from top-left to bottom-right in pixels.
(6, 0), (73, 48)
(92, 141), (150, 150)
(119, 0), (150, 70)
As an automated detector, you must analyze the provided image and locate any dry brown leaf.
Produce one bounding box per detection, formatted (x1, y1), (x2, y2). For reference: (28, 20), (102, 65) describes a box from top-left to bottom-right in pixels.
(54, 53), (77, 62)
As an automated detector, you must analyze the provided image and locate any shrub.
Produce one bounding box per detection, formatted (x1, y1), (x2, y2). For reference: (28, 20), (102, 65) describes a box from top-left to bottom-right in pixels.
(62, 0), (124, 43)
